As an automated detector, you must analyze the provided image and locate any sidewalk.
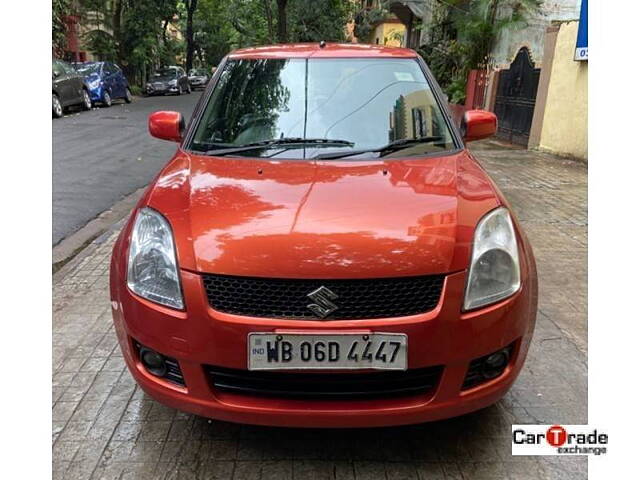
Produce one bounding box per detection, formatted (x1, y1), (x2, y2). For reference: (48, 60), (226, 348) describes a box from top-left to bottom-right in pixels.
(53, 142), (588, 480)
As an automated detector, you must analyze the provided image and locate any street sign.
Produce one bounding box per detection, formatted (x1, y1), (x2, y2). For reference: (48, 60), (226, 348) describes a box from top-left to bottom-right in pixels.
(575, 0), (588, 61)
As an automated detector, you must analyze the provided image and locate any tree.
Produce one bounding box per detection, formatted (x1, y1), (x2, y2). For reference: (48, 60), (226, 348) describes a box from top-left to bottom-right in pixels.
(184, 0), (199, 72)
(289, 0), (354, 42)
(53, 0), (72, 56)
(192, 0), (239, 66)
(276, 0), (288, 42)
(455, 0), (542, 70)
(419, 0), (542, 104)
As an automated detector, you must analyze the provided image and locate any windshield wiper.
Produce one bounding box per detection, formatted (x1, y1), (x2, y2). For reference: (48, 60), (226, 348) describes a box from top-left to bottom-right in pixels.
(314, 136), (445, 160)
(204, 137), (354, 156)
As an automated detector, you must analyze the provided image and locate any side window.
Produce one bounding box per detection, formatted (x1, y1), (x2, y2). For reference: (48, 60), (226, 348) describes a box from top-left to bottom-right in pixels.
(53, 61), (64, 77)
(104, 63), (114, 75)
(61, 61), (74, 75)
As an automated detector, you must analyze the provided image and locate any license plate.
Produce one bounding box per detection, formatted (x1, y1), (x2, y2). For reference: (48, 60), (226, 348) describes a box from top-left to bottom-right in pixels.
(248, 333), (407, 370)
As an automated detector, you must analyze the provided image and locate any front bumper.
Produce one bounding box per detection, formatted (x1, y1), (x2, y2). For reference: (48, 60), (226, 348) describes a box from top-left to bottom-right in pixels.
(110, 253), (537, 427)
(146, 85), (178, 95)
(87, 86), (103, 102)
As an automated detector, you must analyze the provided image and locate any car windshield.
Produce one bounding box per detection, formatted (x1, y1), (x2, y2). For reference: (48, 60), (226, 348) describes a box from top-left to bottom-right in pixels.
(76, 63), (101, 75)
(188, 57), (456, 158)
(154, 68), (177, 78)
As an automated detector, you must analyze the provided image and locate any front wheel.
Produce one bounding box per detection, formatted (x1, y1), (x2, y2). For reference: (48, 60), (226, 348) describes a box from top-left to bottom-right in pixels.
(124, 88), (132, 103)
(52, 94), (63, 118)
(81, 89), (91, 111)
(102, 91), (112, 107)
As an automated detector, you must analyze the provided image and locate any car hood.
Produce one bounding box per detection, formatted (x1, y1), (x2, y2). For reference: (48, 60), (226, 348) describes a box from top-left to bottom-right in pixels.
(146, 150), (500, 278)
(151, 76), (175, 83)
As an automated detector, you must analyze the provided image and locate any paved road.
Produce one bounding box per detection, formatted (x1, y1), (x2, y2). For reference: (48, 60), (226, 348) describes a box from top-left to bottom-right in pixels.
(53, 93), (202, 245)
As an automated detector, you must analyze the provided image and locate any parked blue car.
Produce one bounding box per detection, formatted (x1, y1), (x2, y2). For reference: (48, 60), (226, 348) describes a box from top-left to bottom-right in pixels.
(75, 61), (132, 107)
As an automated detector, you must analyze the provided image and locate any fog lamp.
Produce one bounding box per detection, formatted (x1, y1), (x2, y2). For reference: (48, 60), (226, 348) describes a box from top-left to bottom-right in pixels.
(482, 349), (509, 379)
(140, 347), (167, 376)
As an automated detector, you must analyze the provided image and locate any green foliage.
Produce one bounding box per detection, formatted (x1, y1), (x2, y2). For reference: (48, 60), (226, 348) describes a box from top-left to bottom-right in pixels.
(210, 0), (271, 49)
(418, 39), (468, 104)
(419, 0), (542, 104)
(353, 6), (388, 41)
(82, 29), (117, 61)
(453, 0), (541, 69)
(59, 0), (357, 85)
(289, 0), (353, 43)
(53, 0), (71, 56)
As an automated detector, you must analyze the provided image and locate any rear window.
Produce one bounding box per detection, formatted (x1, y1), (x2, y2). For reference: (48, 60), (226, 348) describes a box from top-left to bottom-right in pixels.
(188, 58), (456, 158)
(154, 68), (177, 77)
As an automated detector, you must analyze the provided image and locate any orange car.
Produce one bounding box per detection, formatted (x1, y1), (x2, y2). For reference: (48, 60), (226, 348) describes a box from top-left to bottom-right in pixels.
(110, 43), (537, 427)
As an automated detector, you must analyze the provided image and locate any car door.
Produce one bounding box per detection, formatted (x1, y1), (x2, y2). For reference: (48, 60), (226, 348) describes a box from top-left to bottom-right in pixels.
(53, 61), (77, 106)
(102, 63), (116, 97)
(64, 62), (86, 103)
(112, 64), (126, 97)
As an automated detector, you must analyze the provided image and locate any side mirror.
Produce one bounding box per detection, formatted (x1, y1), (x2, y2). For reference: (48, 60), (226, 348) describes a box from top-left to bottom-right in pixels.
(53, 71), (60, 79)
(461, 110), (497, 142)
(148, 111), (184, 143)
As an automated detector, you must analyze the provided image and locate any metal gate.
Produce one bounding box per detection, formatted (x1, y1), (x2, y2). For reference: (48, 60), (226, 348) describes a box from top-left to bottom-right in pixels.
(494, 47), (540, 146)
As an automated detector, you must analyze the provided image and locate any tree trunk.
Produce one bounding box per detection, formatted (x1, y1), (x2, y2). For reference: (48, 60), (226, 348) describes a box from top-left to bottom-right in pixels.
(262, 0), (275, 43)
(276, 0), (288, 43)
(113, 0), (123, 64)
(162, 18), (170, 46)
(185, 0), (199, 72)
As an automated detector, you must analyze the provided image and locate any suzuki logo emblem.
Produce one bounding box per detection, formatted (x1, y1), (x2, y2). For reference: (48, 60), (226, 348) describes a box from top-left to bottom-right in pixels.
(306, 286), (339, 318)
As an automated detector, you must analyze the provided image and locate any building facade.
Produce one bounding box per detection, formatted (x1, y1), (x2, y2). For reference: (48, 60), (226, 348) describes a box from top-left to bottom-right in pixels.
(529, 20), (587, 159)
(490, 0), (581, 69)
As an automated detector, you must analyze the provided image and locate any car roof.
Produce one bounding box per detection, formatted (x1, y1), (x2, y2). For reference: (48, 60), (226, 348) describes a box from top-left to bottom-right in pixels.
(229, 42), (418, 60)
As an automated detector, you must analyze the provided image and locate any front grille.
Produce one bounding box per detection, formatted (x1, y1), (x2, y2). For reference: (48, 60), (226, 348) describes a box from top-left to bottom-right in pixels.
(201, 274), (444, 320)
(206, 365), (443, 400)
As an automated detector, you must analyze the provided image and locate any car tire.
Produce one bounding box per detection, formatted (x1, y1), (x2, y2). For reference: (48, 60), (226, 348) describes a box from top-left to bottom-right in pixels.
(53, 93), (63, 118)
(103, 91), (112, 107)
(124, 88), (133, 103)
(81, 89), (92, 111)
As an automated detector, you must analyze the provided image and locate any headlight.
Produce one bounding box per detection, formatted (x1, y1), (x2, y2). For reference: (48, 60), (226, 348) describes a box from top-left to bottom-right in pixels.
(463, 207), (521, 310)
(88, 79), (101, 89)
(169, 79), (177, 86)
(127, 208), (184, 309)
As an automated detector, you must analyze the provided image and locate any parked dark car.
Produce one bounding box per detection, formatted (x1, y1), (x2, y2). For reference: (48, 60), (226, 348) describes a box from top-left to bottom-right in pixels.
(52, 59), (91, 118)
(75, 61), (132, 107)
(188, 68), (209, 89)
(145, 66), (190, 96)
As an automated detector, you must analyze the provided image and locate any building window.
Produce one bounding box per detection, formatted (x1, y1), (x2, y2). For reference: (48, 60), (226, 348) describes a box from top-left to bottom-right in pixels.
(412, 107), (427, 138)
